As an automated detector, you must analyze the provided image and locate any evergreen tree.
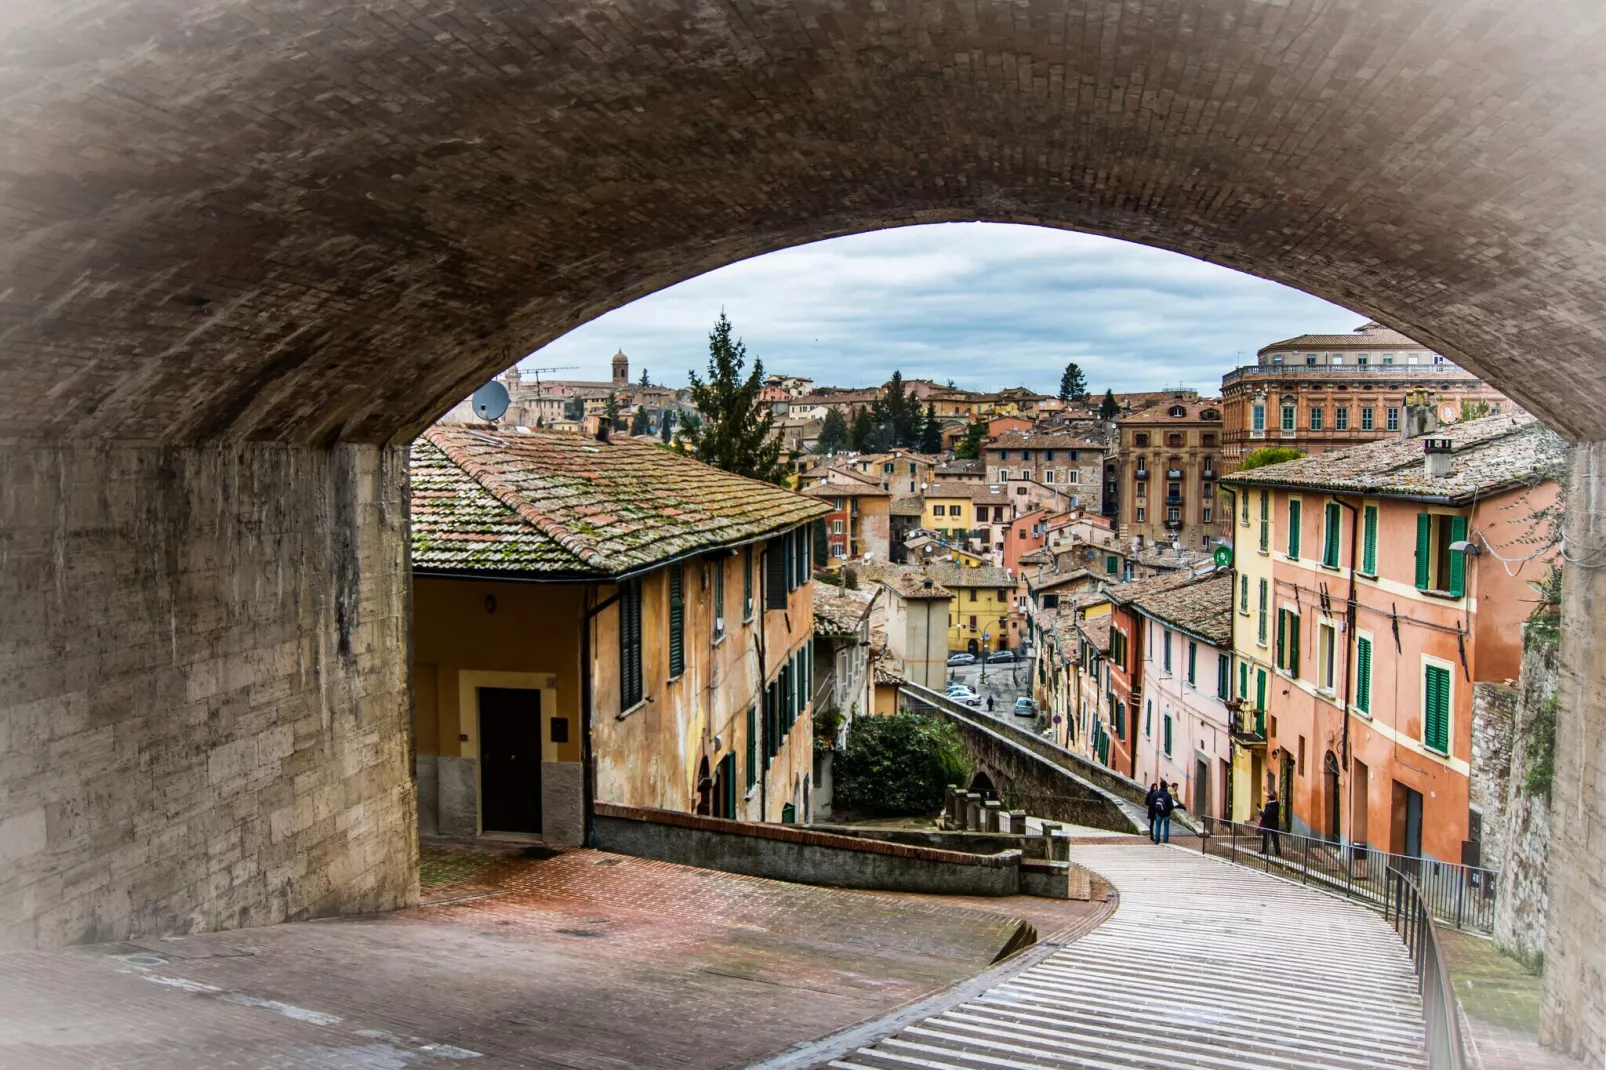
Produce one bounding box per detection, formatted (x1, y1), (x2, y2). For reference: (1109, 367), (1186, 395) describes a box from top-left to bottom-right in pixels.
(660, 408), (676, 442)
(639, 369), (650, 388)
(847, 407), (874, 451)
(817, 408), (849, 453)
(564, 396), (584, 421)
(1099, 389), (1120, 420)
(605, 393), (623, 430)
(919, 403), (942, 453)
(630, 405), (651, 436)
(683, 313), (789, 485)
(954, 420), (986, 460)
(1059, 362), (1088, 402)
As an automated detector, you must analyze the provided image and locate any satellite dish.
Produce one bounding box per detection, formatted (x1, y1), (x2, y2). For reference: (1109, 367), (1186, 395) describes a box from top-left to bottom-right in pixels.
(471, 380), (510, 422)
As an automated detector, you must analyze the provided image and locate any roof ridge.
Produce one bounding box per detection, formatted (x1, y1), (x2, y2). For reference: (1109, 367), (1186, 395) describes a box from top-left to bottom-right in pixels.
(423, 426), (610, 571)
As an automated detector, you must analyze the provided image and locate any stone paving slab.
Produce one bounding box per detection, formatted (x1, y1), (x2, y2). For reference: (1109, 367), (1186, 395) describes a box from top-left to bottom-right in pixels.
(1438, 929), (1588, 1070)
(0, 846), (1109, 1070)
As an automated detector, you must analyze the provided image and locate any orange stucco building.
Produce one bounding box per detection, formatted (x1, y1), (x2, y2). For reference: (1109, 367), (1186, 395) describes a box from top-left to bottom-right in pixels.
(1223, 413), (1564, 863)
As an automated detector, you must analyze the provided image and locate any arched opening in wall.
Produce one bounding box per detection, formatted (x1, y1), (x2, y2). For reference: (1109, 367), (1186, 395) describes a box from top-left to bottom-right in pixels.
(969, 771), (997, 801)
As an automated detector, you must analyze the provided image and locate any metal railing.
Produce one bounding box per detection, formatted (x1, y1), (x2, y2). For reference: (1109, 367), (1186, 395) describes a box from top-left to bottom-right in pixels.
(1386, 867), (1469, 1070)
(1195, 817), (1497, 935)
(1221, 362), (1476, 385)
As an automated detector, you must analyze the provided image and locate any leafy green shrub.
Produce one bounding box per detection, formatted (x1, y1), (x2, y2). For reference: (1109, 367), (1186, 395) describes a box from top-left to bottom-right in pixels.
(1524, 693), (1557, 800)
(832, 711), (970, 815)
(1239, 446), (1306, 471)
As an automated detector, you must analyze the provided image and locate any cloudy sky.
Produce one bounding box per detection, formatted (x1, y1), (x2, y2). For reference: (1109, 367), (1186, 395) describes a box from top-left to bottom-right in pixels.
(524, 223), (1366, 395)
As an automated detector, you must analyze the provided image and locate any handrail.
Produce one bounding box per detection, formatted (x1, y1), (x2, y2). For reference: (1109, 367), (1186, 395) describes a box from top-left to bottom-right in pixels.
(1195, 817), (1497, 935)
(1386, 866), (1470, 1070)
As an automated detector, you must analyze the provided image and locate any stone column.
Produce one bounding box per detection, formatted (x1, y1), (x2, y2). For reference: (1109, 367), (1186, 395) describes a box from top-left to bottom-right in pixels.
(1542, 442), (1606, 1063)
(0, 442), (419, 949)
(965, 793), (983, 831)
(1007, 810), (1027, 835)
(1049, 831), (1071, 862)
(983, 800), (1002, 832)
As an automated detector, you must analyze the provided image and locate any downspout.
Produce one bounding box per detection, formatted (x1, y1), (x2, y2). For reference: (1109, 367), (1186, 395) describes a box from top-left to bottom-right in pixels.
(1332, 495), (1361, 845)
(756, 552), (769, 822)
(580, 586), (623, 848)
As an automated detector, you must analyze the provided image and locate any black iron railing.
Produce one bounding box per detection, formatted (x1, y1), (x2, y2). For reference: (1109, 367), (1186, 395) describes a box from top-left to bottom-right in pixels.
(1195, 816), (1497, 935)
(1386, 866), (1469, 1070)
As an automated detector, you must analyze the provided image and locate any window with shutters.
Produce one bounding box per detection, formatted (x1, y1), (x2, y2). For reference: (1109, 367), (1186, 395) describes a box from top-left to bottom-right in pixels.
(1145, 700), (1152, 738)
(1217, 653), (1230, 699)
(1323, 502), (1342, 568)
(1414, 512), (1468, 596)
(1335, 406), (1350, 430)
(1423, 662), (1452, 754)
(1241, 490), (1250, 526)
(1239, 575), (1249, 614)
(1163, 714), (1173, 756)
(1386, 406), (1400, 432)
(745, 706), (757, 790)
(1258, 491), (1270, 552)
(765, 537), (788, 610)
(1361, 406), (1375, 431)
(619, 579), (644, 709)
(743, 545), (754, 619)
(1257, 578), (1268, 645)
(1163, 631), (1172, 673)
(667, 563), (686, 678)
(1106, 554), (1118, 575)
(764, 681), (779, 760)
(1187, 641), (1197, 686)
(712, 558), (726, 643)
(1354, 636), (1373, 716)
(1309, 407), (1324, 430)
(1239, 661), (1249, 700)
(1287, 499), (1302, 559)
(1361, 505), (1379, 577)
(1317, 620), (1338, 692)
(1255, 669), (1267, 713)
(1276, 609), (1300, 677)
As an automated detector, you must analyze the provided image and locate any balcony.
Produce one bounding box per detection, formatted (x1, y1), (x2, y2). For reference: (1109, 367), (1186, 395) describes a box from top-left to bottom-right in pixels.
(1133, 469), (1149, 480)
(1202, 469), (1216, 480)
(1221, 362), (1475, 386)
(1163, 518), (1183, 530)
(1166, 468), (1183, 479)
(1165, 495), (1184, 506)
(1228, 704), (1267, 745)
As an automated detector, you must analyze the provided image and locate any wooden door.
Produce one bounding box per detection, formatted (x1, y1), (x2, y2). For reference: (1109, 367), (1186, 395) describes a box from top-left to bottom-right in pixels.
(478, 687), (542, 834)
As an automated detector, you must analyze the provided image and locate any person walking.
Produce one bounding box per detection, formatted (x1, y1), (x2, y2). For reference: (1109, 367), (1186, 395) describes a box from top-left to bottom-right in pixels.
(1152, 783), (1174, 845)
(1259, 792), (1283, 856)
(986, 694), (995, 713)
(1145, 783), (1160, 840)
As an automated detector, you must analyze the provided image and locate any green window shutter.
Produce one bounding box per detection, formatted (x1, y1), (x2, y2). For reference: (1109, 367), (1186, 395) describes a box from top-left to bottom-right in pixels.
(764, 682), (778, 760)
(1240, 575), (1249, 613)
(1355, 638), (1372, 715)
(1256, 669), (1267, 713)
(1188, 642), (1197, 686)
(1288, 613), (1299, 678)
(1323, 503), (1341, 568)
(744, 545), (754, 617)
(766, 537), (788, 609)
(668, 563), (685, 678)
(1163, 715), (1172, 755)
(619, 580), (643, 709)
(1288, 500), (1301, 559)
(1257, 578), (1268, 643)
(1275, 609), (1286, 668)
(745, 707), (757, 789)
(1447, 514), (1468, 597)
(1218, 654), (1229, 699)
(1362, 506), (1378, 575)
(1106, 554), (1117, 574)
(1424, 664), (1451, 753)
(1258, 491), (1269, 552)
(1414, 513), (1432, 589)
(1239, 661), (1249, 699)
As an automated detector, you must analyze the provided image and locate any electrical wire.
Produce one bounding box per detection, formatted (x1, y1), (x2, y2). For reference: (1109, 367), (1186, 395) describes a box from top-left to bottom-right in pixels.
(1559, 533), (1606, 569)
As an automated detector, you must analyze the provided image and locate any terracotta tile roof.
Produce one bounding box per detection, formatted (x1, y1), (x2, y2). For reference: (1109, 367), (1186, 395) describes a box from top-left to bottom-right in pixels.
(1031, 569), (1094, 593)
(1125, 575), (1234, 646)
(889, 496), (926, 516)
(412, 426), (830, 579)
(1105, 569), (1209, 607)
(1259, 322), (1426, 353)
(813, 586), (876, 636)
(925, 564), (1013, 589)
(1221, 414), (1566, 502)
(935, 459), (986, 476)
(873, 653), (906, 685)
(984, 432), (1105, 451)
(883, 571), (952, 600)
(923, 481), (1012, 505)
(804, 482), (891, 499)
(1120, 398), (1224, 424)
(1076, 615), (1112, 653)
(1132, 545), (1216, 570)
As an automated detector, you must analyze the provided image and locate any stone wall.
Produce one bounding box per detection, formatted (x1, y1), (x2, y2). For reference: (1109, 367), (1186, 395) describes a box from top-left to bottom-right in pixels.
(1470, 680), (1517, 869)
(1543, 441), (1606, 1062)
(0, 442), (418, 948)
(1493, 634), (1557, 969)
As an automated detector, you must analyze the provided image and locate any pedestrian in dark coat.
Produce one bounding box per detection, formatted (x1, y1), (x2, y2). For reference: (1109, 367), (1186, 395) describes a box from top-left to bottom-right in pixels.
(1152, 783), (1175, 844)
(1259, 793), (1283, 856)
(1145, 783), (1160, 838)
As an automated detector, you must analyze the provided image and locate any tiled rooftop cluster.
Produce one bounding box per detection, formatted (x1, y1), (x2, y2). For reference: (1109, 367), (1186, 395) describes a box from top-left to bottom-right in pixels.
(412, 426), (828, 577)
(1121, 574), (1234, 646)
(1223, 413), (1566, 502)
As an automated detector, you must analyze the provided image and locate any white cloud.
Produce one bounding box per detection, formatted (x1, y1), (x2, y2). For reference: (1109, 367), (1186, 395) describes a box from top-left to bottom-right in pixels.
(523, 223), (1367, 394)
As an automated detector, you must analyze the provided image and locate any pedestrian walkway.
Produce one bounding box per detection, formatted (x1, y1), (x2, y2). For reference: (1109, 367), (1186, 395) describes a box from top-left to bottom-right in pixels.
(828, 843), (1429, 1070)
(1438, 928), (1588, 1070)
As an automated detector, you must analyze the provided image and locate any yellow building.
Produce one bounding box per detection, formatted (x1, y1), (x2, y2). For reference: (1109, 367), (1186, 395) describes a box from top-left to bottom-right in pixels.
(410, 425), (830, 842)
(1225, 481), (1274, 822)
(927, 563), (1014, 655)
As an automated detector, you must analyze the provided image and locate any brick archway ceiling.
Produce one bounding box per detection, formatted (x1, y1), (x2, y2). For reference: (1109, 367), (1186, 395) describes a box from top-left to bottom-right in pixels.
(2, 0), (1604, 445)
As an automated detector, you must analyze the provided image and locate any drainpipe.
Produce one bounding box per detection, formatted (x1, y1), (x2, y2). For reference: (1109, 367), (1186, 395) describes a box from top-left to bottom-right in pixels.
(1332, 495), (1361, 845)
(756, 551), (769, 822)
(580, 586), (623, 848)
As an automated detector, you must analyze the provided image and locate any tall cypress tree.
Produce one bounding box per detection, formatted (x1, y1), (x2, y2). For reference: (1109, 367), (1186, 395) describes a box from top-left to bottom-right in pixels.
(1059, 362), (1088, 402)
(660, 408), (677, 442)
(683, 313), (789, 485)
(1099, 389), (1120, 420)
(954, 420), (986, 460)
(847, 407), (874, 451)
(919, 403), (942, 453)
(630, 405), (651, 436)
(817, 408), (848, 453)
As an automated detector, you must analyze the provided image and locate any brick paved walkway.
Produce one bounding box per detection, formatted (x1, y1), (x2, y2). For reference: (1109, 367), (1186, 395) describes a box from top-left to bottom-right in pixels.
(1438, 929), (1587, 1070)
(0, 846), (1110, 1069)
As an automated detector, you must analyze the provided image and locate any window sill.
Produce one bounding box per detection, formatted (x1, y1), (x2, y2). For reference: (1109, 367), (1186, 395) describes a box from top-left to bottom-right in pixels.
(1357, 571), (1378, 582)
(617, 697), (651, 721)
(1423, 744), (1452, 760)
(1419, 588), (1464, 602)
(1320, 563), (1343, 572)
(712, 634), (727, 647)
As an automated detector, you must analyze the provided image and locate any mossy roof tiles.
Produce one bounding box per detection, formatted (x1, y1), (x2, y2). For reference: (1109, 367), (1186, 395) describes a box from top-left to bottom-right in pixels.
(412, 426), (829, 579)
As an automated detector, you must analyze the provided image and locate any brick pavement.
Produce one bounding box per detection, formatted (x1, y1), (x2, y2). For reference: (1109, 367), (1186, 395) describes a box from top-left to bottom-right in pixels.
(0, 845), (1110, 1069)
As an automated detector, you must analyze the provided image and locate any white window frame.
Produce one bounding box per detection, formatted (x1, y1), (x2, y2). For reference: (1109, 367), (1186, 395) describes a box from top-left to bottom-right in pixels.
(1420, 653), (1457, 758)
(1317, 619), (1339, 694)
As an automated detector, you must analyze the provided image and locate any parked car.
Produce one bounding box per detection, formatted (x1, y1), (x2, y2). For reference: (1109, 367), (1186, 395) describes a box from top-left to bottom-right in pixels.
(947, 653), (976, 666)
(1014, 697), (1037, 717)
(946, 685), (982, 706)
(984, 650), (1016, 664)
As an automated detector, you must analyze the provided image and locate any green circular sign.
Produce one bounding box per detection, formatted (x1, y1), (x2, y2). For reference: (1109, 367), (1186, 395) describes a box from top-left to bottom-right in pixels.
(1213, 544), (1234, 569)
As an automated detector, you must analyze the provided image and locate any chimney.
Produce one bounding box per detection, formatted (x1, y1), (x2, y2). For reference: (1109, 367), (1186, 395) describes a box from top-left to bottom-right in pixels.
(596, 419), (610, 444)
(1402, 391), (1439, 439)
(1423, 437), (1453, 479)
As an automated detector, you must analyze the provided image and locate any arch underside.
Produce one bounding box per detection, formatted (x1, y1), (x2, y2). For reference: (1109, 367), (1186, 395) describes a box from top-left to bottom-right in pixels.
(1, 0), (1604, 444)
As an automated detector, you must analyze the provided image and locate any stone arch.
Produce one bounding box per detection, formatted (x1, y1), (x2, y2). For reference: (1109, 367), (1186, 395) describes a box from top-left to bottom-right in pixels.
(968, 770), (999, 801)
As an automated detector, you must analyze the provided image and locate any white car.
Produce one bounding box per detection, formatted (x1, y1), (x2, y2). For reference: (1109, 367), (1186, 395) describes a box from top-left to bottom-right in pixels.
(946, 685), (982, 707)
